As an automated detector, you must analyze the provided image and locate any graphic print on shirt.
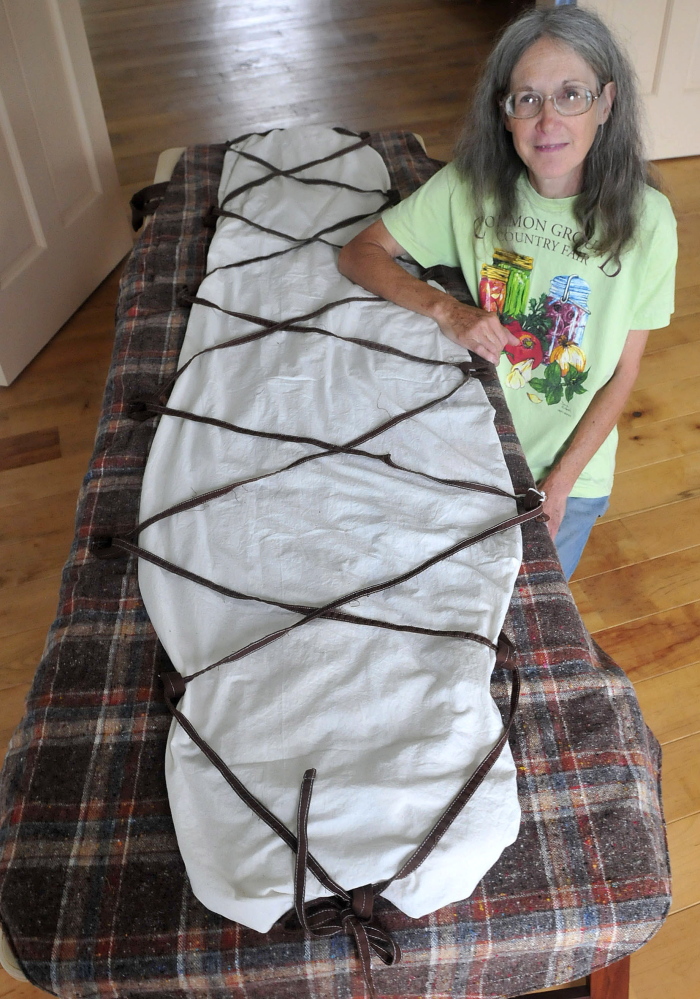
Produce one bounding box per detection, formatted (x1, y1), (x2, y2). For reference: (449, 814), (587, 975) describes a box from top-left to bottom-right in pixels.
(480, 249), (592, 408)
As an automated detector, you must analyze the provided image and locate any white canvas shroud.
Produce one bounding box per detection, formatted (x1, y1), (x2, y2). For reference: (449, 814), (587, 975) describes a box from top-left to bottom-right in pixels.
(138, 126), (523, 934)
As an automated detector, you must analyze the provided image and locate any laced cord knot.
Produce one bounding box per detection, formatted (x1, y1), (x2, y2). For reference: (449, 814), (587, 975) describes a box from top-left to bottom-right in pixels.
(128, 399), (154, 422)
(202, 205), (221, 229)
(524, 486), (546, 510)
(91, 536), (127, 560)
(160, 671), (187, 703)
(293, 771), (401, 998)
(176, 286), (197, 308)
(495, 632), (517, 670)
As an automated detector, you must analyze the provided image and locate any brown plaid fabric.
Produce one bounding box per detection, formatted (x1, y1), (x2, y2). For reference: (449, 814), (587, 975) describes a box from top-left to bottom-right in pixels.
(0, 133), (670, 999)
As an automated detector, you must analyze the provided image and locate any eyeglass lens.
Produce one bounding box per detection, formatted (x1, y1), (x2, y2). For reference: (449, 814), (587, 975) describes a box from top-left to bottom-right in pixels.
(506, 87), (593, 118)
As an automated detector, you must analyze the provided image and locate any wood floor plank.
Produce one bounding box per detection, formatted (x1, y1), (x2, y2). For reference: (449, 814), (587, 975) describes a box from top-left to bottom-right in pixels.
(0, 395), (104, 442)
(91, 40), (494, 92)
(572, 546), (700, 632)
(83, 0), (523, 183)
(12, 332), (115, 376)
(647, 312), (700, 351)
(657, 157), (700, 214)
(0, 452), (96, 510)
(0, 359), (114, 414)
(0, 629), (49, 691)
(0, 490), (80, 546)
(593, 602), (700, 681)
(0, 683), (32, 767)
(667, 812), (700, 914)
(83, 3), (483, 45)
(0, 970), (46, 999)
(0, 430), (61, 472)
(633, 661), (700, 745)
(673, 214), (700, 280)
(0, 533), (73, 592)
(629, 904), (700, 999)
(635, 339), (700, 390)
(30, 268), (122, 342)
(0, 573), (63, 643)
(623, 376), (700, 430)
(662, 733), (700, 824)
(0, 311), (116, 421)
(89, 14), (497, 60)
(53, 420), (102, 458)
(616, 410), (700, 473)
(674, 284), (700, 318)
(575, 496), (700, 579)
(603, 452), (700, 519)
(573, 517), (646, 579)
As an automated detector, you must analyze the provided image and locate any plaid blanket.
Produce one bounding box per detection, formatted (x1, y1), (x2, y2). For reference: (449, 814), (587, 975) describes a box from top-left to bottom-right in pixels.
(0, 133), (670, 999)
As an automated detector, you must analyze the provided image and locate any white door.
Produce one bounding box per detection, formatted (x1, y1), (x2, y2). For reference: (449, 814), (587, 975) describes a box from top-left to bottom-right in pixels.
(581, 0), (700, 160)
(0, 0), (133, 386)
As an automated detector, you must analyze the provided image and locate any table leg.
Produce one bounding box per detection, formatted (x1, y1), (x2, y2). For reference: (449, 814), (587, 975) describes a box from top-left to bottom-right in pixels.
(589, 955), (631, 999)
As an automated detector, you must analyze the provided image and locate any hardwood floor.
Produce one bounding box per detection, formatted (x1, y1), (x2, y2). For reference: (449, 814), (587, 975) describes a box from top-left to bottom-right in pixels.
(1, 3), (698, 998)
(79, 0), (529, 186)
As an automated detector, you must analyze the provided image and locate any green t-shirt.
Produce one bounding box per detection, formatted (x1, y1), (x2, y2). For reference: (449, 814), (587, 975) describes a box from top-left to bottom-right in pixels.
(382, 164), (677, 497)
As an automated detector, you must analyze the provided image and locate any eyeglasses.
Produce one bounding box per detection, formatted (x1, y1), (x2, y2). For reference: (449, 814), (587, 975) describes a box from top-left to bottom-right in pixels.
(503, 86), (601, 119)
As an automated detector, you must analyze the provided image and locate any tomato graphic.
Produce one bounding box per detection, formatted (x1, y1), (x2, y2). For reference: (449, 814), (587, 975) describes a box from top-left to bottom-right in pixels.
(503, 324), (544, 369)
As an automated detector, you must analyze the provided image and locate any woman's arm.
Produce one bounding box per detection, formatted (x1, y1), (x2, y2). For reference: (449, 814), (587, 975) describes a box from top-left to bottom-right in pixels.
(539, 329), (649, 538)
(338, 220), (519, 364)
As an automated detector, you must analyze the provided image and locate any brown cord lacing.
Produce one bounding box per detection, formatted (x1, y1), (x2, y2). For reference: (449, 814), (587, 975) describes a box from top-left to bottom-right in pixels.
(96, 129), (544, 995)
(203, 199), (399, 273)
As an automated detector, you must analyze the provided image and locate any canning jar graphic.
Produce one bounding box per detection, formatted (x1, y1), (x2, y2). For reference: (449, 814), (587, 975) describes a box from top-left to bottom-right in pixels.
(545, 274), (591, 358)
(492, 249), (534, 316)
(479, 264), (509, 312)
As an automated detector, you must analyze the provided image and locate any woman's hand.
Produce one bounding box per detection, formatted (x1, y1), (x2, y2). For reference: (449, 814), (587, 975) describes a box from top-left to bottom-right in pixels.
(338, 221), (518, 364)
(432, 297), (520, 365)
(538, 473), (570, 540)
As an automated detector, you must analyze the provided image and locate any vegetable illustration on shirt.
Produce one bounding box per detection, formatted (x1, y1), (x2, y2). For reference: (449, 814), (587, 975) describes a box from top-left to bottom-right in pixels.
(503, 321), (544, 390)
(480, 251), (593, 407)
(531, 274), (591, 404)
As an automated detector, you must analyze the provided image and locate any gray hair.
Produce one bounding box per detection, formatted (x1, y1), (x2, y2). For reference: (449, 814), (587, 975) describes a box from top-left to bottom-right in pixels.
(454, 5), (657, 272)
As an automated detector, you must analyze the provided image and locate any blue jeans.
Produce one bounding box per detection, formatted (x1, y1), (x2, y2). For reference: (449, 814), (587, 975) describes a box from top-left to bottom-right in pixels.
(554, 495), (610, 580)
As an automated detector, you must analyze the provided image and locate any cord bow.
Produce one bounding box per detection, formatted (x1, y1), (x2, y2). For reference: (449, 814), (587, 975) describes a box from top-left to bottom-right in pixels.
(294, 770), (400, 998)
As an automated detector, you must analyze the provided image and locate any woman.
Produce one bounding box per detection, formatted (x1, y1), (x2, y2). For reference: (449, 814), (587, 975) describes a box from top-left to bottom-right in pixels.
(338, 6), (677, 579)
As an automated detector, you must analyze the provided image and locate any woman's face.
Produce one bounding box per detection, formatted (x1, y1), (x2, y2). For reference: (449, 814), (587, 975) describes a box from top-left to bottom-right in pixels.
(504, 36), (616, 199)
